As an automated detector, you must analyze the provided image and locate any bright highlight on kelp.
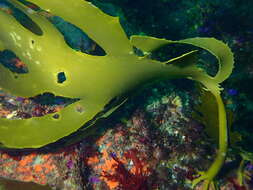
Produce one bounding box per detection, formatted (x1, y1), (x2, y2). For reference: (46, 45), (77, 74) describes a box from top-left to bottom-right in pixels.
(0, 0), (234, 189)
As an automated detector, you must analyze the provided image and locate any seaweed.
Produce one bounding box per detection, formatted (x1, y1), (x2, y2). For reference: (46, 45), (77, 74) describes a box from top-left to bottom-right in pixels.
(103, 149), (150, 190)
(0, 0), (234, 189)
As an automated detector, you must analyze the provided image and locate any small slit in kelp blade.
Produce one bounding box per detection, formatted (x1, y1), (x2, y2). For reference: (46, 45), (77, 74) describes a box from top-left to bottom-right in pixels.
(2, 0), (43, 35)
(150, 43), (197, 62)
(13, 0), (106, 55)
(57, 72), (67, 83)
(48, 16), (106, 56)
(0, 91), (79, 119)
(0, 50), (28, 74)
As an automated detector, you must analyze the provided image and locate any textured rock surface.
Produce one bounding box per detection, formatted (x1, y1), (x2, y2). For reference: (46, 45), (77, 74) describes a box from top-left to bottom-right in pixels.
(0, 80), (216, 190)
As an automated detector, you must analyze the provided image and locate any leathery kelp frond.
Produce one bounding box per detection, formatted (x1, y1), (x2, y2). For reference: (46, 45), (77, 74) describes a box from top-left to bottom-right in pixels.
(0, 1), (234, 189)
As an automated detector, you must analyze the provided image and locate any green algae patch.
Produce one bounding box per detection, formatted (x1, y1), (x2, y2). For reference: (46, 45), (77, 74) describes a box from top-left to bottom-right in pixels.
(0, 1), (234, 188)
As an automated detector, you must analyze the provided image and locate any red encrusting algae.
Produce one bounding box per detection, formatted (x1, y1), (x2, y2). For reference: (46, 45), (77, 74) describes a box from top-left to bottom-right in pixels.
(102, 149), (150, 190)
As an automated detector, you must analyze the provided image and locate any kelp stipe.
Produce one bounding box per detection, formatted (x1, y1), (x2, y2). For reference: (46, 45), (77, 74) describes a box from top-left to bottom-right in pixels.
(0, 0), (234, 189)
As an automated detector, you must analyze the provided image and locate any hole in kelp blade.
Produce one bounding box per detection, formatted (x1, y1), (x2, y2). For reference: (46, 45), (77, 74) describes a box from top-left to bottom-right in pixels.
(151, 43), (218, 77)
(0, 50), (28, 74)
(0, 0), (43, 35)
(15, 0), (106, 56)
(0, 91), (79, 119)
(57, 72), (66, 83)
(47, 16), (106, 56)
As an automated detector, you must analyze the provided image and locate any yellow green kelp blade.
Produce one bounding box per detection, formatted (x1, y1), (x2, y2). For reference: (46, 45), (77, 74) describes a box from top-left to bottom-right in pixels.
(131, 35), (234, 189)
(130, 36), (234, 85)
(179, 37), (234, 84)
(0, 0), (129, 148)
(0, 0), (234, 164)
(20, 0), (132, 55)
(0, 99), (104, 148)
(0, 41), (4, 51)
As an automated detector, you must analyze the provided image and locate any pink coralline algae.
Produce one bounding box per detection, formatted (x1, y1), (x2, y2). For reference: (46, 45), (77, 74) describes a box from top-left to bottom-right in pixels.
(0, 145), (83, 190)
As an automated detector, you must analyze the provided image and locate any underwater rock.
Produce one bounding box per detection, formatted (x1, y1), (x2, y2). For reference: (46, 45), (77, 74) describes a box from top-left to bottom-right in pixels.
(1, 0), (253, 189)
(0, 79), (252, 190)
(0, 145), (83, 190)
(0, 80), (216, 190)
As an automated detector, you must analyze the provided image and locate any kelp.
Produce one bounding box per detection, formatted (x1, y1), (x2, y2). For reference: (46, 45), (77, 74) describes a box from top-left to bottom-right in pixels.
(0, 0), (234, 189)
